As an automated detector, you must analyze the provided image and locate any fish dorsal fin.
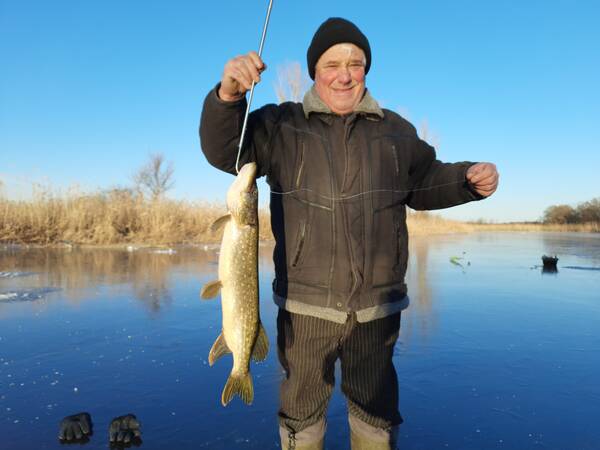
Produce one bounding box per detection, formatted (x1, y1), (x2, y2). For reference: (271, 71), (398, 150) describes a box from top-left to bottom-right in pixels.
(200, 280), (222, 299)
(208, 332), (231, 366)
(210, 214), (231, 234)
(251, 322), (269, 362)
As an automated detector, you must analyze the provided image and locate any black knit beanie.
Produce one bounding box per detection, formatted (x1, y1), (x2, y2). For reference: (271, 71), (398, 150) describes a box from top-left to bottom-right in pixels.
(307, 17), (371, 80)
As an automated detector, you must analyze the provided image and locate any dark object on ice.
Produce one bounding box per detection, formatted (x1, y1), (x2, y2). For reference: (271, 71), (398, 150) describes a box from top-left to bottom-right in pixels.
(58, 412), (93, 443)
(542, 255), (559, 274)
(109, 414), (142, 447)
(542, 255), (558, 268)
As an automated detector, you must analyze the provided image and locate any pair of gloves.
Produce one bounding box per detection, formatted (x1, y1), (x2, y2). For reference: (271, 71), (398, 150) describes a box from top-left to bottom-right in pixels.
(58, 412), (141, 445)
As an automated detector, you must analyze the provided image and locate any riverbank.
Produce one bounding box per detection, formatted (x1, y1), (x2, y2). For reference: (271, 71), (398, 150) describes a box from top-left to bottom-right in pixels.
(1, 194), (597, 246)
(407, 213), (599, 235)
(0, 192), (272, 245)
(467, 221), (600, 233)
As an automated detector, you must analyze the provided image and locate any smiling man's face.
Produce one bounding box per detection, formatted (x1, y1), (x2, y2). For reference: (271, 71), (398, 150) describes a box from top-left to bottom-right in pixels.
(314, 43), (366, 115)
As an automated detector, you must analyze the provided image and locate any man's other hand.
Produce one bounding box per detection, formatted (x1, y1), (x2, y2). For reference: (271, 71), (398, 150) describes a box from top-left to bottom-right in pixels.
(466, 163), (499, 197)
(219, 51), (266, 102)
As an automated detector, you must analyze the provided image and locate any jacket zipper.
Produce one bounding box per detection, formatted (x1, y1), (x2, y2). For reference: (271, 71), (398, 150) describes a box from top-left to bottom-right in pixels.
(325, 129), (336, 307)
(343, 118), (361, 297)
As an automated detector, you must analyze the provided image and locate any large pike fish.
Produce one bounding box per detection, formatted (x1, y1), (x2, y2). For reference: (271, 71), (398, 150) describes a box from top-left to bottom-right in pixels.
(201, 162), (269, 406)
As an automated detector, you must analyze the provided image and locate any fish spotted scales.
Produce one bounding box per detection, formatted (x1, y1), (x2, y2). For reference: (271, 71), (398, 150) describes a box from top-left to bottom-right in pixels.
(201, 162), (269, 406)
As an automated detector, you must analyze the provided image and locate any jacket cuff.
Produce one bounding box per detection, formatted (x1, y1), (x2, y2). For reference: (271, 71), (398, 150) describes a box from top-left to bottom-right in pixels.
(212, 82), (247, 106)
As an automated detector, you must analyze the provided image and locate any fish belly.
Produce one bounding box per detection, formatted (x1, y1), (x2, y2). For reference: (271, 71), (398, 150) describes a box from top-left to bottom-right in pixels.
(219, 220), (259, 375)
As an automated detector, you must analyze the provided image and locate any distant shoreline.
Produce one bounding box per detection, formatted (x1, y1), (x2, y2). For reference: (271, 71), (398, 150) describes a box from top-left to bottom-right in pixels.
(404, 212), (599, 236)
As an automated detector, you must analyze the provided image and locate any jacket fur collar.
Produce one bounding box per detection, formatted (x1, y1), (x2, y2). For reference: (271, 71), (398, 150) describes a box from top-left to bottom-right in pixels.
(302, 85), (384, 120)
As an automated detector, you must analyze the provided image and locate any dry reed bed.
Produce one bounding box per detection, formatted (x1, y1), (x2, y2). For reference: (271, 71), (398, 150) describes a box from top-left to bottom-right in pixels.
(406, 211), (476, 234)
(0, 192), (272, 245)
(468, 222), (600, 233)
(1, 194), (597, 246)
(406, 212), (600, 234)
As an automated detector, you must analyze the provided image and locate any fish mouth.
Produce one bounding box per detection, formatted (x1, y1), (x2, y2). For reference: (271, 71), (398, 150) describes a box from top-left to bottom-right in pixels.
(237, 162), (258, 193)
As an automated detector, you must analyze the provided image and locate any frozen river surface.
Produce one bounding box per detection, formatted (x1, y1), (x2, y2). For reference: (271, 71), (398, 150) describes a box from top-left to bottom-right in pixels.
(0, 232), (599, 449)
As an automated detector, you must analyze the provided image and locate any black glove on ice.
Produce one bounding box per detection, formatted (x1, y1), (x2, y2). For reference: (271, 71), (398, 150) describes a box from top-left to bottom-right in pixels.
(108, 414), (142, 446)
(58, 412), (93, 442)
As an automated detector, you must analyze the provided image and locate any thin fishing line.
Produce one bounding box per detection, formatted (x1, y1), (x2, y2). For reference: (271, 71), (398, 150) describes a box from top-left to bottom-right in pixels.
(269, 179), (467, 202)
(235, 0), (274, 174)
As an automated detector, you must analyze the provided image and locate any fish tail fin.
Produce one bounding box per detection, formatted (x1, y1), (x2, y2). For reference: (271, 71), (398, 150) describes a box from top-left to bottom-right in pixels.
(208, 332), (231, 366)
(221, 372), (253, 406)
(251, 322), (269, 362)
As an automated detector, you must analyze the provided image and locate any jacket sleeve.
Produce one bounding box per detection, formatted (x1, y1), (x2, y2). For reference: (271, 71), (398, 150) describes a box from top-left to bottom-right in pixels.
(405, 138), (485, 211)
(199, 83), (279, 178)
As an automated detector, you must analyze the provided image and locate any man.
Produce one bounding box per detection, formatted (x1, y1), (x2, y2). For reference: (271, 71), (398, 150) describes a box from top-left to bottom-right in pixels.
(200, 17), (498, 450)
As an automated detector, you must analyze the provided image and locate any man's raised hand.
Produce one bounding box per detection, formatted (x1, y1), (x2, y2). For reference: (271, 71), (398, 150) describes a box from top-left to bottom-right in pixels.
(218, 51), (266, 102)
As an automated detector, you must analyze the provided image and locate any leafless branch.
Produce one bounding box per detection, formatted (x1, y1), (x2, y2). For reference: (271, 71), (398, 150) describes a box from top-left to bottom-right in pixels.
(132, 153), (174, 200)
(273, 61), (310, 103)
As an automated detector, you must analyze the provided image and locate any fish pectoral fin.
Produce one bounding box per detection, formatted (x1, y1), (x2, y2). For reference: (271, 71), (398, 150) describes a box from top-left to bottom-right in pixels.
(221, 372), (253, 406)
(251, 322), (269, 362)
(208, 332), (231, 366)
(200, 280), (222, 299)
(210, 214), (231, 234)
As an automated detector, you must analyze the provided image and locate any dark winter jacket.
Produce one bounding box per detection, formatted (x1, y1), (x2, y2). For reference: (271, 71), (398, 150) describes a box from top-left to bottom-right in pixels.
(200, 84), (482, 323)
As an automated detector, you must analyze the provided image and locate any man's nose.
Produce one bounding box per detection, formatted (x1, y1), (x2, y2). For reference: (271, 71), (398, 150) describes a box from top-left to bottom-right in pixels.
(337, 66), (352, 83)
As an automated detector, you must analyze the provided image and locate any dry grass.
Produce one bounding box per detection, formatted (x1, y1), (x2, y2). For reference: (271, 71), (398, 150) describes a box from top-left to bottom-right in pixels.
(406, 211), (476, 235)
(407, 211), (600, 234)
(0, 189), (273, 245)
(406, 211), (599, 234)
(466, 221), (600, 233)
(1, 190), (597, 246)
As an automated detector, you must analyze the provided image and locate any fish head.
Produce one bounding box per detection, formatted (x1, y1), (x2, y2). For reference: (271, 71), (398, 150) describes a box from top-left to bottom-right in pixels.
(227, 162), (258, 226)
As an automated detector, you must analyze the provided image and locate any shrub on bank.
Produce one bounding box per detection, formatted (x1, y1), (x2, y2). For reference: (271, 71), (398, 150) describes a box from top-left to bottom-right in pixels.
(543, 197), (600, 224)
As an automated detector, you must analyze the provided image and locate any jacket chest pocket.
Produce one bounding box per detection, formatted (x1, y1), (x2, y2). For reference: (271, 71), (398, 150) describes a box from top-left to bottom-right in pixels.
(286, 132), (334, 211)
(368, 136), (410, 211)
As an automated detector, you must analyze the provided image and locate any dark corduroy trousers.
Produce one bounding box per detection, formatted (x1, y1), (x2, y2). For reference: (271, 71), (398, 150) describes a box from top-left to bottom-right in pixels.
(277, 309), (403, 433)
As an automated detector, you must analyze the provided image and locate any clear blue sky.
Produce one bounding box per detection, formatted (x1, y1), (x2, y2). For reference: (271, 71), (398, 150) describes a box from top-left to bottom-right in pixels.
(1, 0), (599, 222)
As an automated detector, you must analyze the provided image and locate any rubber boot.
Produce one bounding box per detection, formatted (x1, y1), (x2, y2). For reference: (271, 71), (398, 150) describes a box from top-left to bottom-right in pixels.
(349, 414), (398, 450)
(280, 419), (325, 450)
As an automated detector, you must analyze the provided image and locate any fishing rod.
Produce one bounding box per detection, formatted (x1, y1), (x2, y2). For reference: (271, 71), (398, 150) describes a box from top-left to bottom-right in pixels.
(235, 0), (274, 174)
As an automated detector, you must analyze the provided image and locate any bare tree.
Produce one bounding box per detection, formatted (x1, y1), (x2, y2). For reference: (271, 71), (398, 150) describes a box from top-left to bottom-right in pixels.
(133, 153), (174, 200)
(274, 61), (310, 103)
